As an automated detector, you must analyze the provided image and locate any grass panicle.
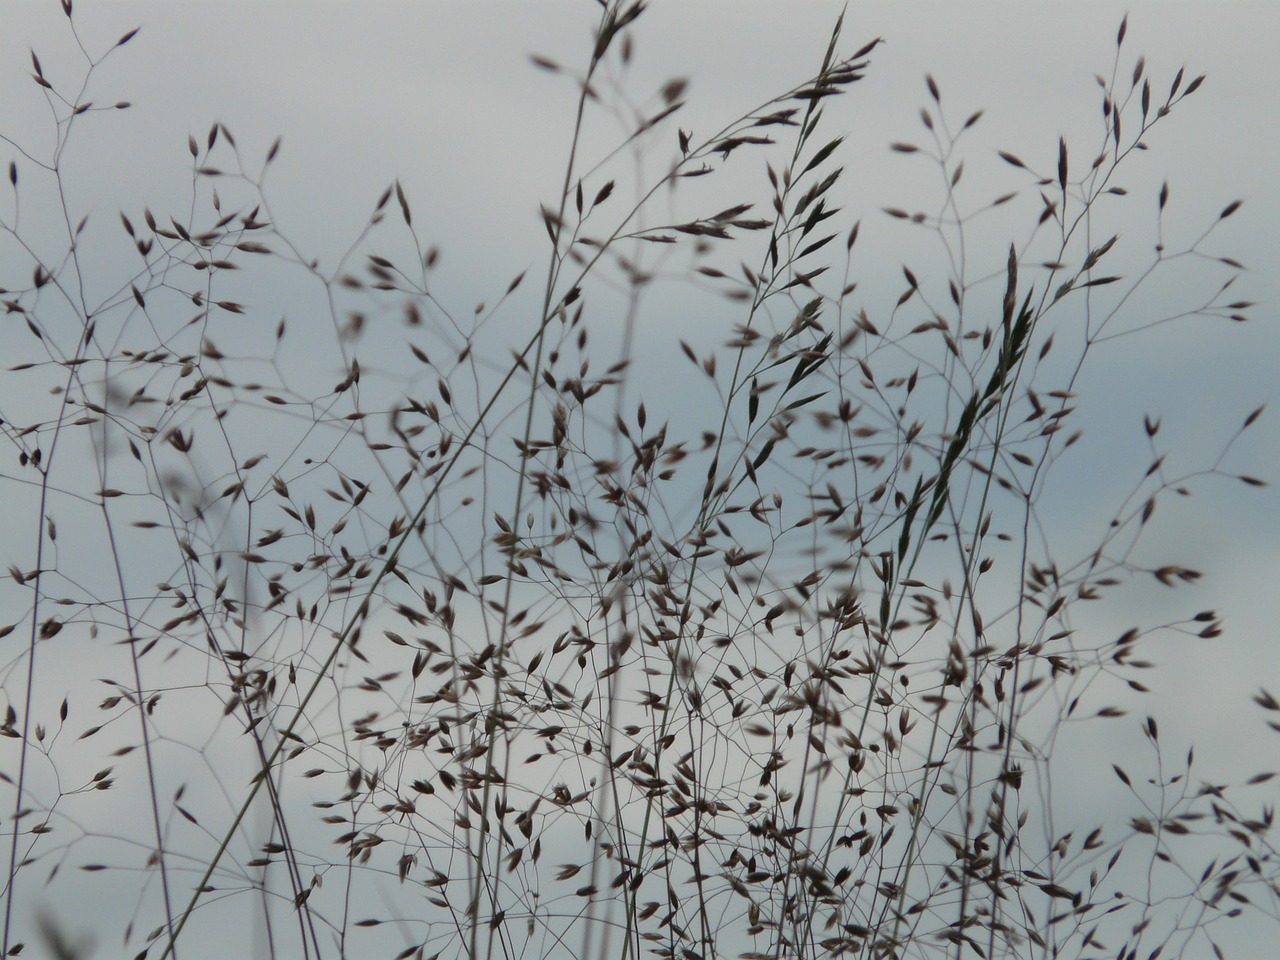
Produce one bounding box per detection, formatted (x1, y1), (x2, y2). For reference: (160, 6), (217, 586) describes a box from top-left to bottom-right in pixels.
(0, 4), (1273, 960)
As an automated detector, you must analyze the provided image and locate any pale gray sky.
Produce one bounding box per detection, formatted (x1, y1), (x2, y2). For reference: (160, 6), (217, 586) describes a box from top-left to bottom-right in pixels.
(1, 3), (1276, 959)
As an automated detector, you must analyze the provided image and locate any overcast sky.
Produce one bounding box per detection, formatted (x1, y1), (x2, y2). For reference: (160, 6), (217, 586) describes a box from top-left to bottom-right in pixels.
(2, 3), (1277, 959)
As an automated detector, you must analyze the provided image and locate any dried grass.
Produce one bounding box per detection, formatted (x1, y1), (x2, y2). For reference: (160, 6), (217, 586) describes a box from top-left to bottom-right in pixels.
(0, 5), (1274, 960)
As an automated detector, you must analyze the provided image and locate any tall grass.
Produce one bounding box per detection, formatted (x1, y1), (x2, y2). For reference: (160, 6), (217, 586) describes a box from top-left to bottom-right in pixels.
(1, 4), (1275, 960)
